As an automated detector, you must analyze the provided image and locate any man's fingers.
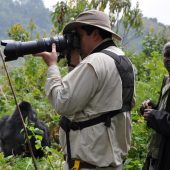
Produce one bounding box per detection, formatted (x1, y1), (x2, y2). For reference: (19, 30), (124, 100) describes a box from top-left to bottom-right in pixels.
(52, 43), (56, 53)
(35, 52), (49, 57)
(142, 100), (151, 108)
(33, 44), (56, 57)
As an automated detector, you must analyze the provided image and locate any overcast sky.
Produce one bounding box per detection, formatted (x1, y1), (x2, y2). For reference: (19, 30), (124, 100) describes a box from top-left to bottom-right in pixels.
(43, 0), (170, 26)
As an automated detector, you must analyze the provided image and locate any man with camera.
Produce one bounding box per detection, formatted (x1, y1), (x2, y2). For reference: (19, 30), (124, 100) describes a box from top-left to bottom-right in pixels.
(38, 10), (135, 170)
(140, 42), (170, 170)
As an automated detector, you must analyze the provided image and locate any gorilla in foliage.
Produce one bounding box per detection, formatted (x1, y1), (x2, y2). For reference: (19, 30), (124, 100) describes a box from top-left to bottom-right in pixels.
(0, 101), (51, 157)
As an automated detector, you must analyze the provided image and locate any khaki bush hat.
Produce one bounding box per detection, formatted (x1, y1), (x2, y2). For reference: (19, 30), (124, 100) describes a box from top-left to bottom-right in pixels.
(63, 10), (122, 41)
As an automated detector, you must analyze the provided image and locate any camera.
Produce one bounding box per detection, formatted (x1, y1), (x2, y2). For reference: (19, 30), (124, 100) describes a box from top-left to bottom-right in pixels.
(1, 32), (80, 62)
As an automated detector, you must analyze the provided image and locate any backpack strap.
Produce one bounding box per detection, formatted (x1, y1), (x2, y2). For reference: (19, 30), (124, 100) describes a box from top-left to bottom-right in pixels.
(59, 109), (121, 131)
(101, 50), (135, 112)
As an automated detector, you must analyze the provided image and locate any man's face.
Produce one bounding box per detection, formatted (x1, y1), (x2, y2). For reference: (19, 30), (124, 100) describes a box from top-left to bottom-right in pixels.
(76, 28), (95, 58)
(164, 48), (170, 73)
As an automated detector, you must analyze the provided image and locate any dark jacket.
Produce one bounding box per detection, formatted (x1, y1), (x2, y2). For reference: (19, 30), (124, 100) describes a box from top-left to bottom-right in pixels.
(144, 76), (170, 170)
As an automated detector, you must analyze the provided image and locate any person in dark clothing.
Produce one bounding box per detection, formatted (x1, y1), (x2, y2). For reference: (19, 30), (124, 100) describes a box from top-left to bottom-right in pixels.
(140, 42), (170, 170)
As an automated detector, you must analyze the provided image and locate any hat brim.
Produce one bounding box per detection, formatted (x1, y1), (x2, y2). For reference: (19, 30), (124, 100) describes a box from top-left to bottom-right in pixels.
(63, 21), (122, 41)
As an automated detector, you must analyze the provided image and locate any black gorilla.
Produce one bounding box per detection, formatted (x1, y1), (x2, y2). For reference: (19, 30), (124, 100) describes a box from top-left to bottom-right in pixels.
(0, 101), (51, 157)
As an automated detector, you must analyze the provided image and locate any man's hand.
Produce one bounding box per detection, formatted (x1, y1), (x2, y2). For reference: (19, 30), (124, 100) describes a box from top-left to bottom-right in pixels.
(139, 100), (152, 115)
(142, 100), (152, 109)
(35, 43), (58, 66)
(143, 109), (153, 121)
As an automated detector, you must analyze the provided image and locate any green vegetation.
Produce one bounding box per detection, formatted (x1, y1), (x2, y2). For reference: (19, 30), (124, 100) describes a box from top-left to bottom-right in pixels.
(0, 0), (170, 169)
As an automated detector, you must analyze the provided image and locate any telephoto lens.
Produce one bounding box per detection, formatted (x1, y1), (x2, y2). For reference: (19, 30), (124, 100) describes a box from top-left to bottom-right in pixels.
(1, 32), (80, 62)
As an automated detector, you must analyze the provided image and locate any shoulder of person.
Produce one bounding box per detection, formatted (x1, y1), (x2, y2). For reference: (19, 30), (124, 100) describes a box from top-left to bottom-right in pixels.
(81, 53), (114, 68)
(106, 46), (125, 56)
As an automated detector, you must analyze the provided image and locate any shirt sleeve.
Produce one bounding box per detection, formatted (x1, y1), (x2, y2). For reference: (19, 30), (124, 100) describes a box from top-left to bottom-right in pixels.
(45, 63), (99, 117)
(147, 109), (170, 137)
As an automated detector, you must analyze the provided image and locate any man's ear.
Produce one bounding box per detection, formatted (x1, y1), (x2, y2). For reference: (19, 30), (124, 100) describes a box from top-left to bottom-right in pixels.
(92, 29), (99, 36)
(92, 29), (101, 41)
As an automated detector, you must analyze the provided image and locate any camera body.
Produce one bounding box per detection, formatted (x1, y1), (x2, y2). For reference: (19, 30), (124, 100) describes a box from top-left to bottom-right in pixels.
(1, 32), (80, 62)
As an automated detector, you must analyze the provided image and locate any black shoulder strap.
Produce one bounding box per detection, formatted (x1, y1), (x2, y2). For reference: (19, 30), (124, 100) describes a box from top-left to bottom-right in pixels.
(101, 49), (133, 72)
(101, 49), (134, 112)
(102, 50), (121, 63)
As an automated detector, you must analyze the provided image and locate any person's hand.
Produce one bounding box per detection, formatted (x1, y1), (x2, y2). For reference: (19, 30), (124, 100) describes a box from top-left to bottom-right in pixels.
(142, 100), (153, 109)
(143, 108), (153, 121)
(139, 100), (153, 115)
(35, 43), (58, 66)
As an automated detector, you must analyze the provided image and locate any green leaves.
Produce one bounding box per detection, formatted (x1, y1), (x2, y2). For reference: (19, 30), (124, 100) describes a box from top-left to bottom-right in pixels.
(142, 30), (168, 56)
(8, 23), (30, 41)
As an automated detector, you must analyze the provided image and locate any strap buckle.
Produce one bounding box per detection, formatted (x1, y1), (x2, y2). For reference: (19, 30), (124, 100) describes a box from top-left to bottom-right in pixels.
(71, 160), (80, 170)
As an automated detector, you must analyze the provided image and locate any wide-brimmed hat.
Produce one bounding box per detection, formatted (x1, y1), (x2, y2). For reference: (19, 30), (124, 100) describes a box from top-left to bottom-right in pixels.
(63, 10), (122, 41)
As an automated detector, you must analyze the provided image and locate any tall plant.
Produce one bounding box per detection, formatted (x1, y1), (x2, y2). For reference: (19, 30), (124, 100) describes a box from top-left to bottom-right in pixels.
(51, 0), (143, 43)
